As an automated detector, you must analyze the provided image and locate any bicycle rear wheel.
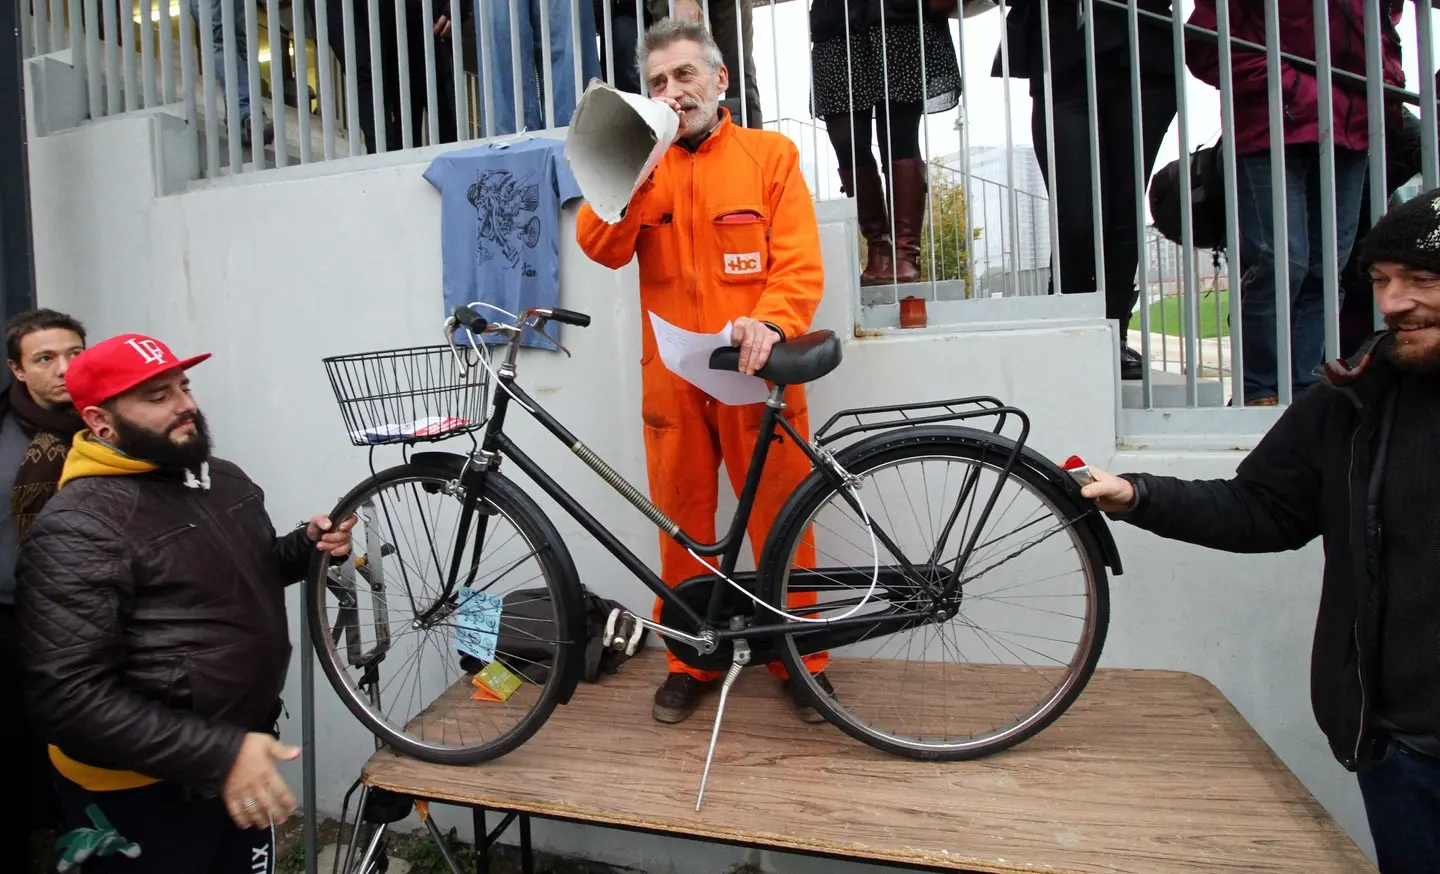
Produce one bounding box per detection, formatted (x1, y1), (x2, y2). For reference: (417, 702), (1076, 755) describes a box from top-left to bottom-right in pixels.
(760, 428), (1109, 760)
(309, 457), (583, 765)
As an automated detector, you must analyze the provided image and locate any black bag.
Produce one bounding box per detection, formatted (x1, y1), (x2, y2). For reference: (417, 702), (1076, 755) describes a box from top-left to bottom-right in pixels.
(1149, 139), (1228, 251)
(461, 586), (649, 685)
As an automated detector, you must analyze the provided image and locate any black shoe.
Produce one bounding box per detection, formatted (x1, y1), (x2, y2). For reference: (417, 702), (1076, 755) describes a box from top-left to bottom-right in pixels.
(652, 673), (715, 724)
(1120, 344), (1144, 381)
(785, 672), (836, 724)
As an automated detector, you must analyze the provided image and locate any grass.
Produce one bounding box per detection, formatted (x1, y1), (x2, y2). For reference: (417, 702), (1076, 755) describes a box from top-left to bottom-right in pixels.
(1129, 289), (1231, 340)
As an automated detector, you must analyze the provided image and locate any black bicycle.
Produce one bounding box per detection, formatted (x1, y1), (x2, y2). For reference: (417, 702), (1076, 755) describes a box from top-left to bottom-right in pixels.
(312, 303), (1120, 796)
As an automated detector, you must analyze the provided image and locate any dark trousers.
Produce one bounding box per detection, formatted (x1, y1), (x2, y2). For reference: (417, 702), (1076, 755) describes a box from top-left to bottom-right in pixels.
(53, 776), (276, 873)
(709, 0), (762, 128)
(1031, 67), (1177, 340)
(0, 603), (62, 871)
(1358, 736), (1440, 874)
(326, 0), (459, 154)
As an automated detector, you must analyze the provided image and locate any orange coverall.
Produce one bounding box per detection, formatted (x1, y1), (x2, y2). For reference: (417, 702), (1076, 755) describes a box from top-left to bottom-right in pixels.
(576, 110), (828, 681)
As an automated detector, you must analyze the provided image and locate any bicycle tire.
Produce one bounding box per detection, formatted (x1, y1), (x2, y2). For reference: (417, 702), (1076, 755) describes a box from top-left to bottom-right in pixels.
(308, 458), (583, 765)
(759, 427), (1110, 761)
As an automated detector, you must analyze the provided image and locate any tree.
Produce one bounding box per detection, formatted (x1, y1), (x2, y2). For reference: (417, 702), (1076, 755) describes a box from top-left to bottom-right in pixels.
(918, 161), (978, 290)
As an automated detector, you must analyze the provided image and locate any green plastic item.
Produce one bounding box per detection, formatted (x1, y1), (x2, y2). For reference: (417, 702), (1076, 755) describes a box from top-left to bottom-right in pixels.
(54, 804), (142, 871)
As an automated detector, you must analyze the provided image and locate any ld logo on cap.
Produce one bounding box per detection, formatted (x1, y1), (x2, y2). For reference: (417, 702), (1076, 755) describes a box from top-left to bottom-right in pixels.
(126, 337), (168, 365)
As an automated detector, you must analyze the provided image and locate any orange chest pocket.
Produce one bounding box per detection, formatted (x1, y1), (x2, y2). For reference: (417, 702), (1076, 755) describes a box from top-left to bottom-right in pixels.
(708, 207), (770, 285)
(636, 211), (677, 286)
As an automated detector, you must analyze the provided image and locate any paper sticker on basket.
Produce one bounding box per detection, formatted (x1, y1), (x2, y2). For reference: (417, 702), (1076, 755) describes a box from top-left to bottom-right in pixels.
(350, 416), (471, 444)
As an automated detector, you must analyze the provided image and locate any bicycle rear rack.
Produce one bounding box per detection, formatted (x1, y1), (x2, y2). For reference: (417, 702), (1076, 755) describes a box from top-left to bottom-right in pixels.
(812, 395), (1030, 449)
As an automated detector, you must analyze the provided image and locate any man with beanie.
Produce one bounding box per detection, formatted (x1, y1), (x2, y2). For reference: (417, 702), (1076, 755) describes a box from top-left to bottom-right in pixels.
(15, 333), (354, 873)
(1078, 188), (1440, 874)
(0, 309), (86, 869)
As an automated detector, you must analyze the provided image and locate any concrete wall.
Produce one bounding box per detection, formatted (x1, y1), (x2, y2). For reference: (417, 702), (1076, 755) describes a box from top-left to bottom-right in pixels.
(24, 104), (1373, 868)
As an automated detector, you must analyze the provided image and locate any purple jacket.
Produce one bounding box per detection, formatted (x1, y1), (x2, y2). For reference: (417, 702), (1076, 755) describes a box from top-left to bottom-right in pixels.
(1186, 0), (1404, 157)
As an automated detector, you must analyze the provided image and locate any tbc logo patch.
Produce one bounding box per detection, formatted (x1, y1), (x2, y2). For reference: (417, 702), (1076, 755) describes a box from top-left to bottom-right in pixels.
(724, 253), (762, 275)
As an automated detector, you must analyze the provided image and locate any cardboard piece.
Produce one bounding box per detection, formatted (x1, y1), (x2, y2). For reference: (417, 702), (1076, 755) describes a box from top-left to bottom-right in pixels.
(565, 79), (679, 224)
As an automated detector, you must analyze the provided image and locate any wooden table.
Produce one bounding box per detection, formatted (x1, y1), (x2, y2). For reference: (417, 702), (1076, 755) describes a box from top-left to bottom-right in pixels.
(360, 649), (1374, 874)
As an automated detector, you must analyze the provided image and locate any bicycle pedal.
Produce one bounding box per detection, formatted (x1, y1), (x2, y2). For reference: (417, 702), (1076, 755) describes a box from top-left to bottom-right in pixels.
(604, 608), (644, 656)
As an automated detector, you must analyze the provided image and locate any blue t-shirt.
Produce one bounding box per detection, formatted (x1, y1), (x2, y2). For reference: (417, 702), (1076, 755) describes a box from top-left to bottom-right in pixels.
(424, 138), (582, 350)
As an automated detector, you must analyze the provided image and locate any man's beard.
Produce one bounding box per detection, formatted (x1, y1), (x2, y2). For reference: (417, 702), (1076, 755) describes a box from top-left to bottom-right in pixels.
(1383, 316), (1440, 374)
(678, 95), (719, 138)
(112, 409), (213, 470)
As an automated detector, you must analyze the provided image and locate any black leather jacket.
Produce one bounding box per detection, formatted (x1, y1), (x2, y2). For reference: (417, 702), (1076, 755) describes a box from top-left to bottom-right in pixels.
(16, 458), (314, 793)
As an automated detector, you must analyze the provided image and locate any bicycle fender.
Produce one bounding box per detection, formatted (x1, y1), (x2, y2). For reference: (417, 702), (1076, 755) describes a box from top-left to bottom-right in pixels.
(407, 452), (587, 706)
(820, 425), (1123, 576)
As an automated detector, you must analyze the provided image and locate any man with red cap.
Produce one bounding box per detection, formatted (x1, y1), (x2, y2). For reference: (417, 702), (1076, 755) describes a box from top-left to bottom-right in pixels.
(14, 333), (354, 873)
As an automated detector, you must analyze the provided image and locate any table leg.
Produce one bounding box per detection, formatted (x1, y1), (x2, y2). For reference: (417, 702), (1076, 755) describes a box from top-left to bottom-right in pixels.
(520, 814), (533, 874)
(473, 807), (487, 871)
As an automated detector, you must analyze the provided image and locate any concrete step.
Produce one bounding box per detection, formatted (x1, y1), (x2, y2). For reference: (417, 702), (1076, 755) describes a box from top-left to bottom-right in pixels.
(1121, 366), (1227, 409)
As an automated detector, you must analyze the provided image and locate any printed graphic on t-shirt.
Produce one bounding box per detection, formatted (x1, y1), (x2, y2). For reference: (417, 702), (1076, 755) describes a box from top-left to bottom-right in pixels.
(468, 169), (542, 277)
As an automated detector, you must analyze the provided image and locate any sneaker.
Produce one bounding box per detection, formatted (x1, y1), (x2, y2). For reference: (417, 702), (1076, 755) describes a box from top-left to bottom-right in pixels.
(652, 673), (716, 724)
(785, 672), (836, 724)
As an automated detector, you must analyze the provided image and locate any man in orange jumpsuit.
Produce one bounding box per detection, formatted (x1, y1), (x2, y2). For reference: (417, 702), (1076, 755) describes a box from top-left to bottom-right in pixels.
(576, 17), (831, 725)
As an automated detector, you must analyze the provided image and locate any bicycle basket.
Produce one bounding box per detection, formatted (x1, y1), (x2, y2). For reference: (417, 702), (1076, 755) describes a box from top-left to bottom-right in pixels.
(323, 345), (488, 447)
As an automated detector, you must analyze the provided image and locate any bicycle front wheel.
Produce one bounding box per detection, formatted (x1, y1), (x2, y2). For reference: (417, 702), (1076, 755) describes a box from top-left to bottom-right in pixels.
(309, 459), (582, 765)
(761, 429), (1109, 760)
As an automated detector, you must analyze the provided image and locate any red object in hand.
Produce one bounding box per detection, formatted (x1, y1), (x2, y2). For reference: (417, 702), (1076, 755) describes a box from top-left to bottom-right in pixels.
(1062, 455), (1086, 471)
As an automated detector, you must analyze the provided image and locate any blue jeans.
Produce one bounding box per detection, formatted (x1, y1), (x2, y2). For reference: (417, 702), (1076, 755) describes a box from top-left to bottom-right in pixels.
(1234, 145), (1367, 403)
(1358, 737), (1440, 874)
(189, 0), (253, 124)
(477, 0), (602, 135)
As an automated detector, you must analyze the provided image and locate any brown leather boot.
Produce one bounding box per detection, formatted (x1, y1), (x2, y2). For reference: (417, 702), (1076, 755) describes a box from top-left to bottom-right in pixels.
(886, 158), (927, 284)
(839, 165), (896, 286)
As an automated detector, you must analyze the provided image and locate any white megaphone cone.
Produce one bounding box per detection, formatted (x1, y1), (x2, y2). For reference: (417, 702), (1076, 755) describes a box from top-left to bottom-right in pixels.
(565, 79), (680, 224)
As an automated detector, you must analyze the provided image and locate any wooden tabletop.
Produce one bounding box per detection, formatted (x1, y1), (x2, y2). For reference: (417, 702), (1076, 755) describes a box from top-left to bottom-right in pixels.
(362, 649), (1373, 874)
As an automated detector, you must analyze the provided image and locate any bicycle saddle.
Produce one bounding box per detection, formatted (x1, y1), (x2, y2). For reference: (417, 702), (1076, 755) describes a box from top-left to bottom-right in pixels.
(708, 330), (842, 385)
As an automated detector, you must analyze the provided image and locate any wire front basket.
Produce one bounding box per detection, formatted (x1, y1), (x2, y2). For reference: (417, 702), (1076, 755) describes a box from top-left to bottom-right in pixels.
(324, 344), (488, 447)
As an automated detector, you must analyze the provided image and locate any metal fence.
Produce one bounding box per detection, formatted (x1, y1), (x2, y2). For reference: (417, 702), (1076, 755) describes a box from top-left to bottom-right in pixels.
(15, 0), (1440, 415)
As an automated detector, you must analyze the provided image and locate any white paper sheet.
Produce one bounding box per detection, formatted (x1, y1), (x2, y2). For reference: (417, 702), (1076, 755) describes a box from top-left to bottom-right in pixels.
(647, 312), (771, 406)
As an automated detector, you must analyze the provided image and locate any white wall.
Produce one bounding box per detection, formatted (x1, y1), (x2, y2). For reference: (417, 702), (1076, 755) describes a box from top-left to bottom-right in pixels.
(25, 106), (1373, 868)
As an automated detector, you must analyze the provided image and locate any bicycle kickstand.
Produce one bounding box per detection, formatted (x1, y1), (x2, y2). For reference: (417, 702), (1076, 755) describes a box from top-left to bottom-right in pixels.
(695, 638), (750, 812)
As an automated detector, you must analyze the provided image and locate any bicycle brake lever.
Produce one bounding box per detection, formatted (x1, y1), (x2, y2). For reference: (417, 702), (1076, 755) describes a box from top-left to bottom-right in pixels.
(529, 320), (572, 358)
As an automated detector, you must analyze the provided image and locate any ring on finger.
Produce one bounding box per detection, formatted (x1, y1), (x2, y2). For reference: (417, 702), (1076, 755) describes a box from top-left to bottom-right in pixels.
(243, 799), (258, 809)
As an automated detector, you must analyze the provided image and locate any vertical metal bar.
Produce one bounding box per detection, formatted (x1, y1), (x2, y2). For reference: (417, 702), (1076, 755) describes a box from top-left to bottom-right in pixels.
(601, 0), (613, 85)
(221, 0), (243, 170)
(299, 581), (318, 874)
(1214, 0), (1243, 406)
(1263, 0), (1291, 404)
(20, 0), (31, 59)
(395, 0), (412, 149)
(913, 0), (933, 291)
(734, 0), (747, 127)
(1170, 0), (1196, 406)
(160, 0), (175, 103)
(1416, 0), (1438, 188)
(569, 0), (581, 116)
(315, 0), (337, 159)
(57, 0), (70, 54)
(995, 0), (1015, 296)
(538, 0), (553, 127)
(420, 0), (438, 144)
(1035, 0), (1059, 297)
(84, 0), (101, 116)
(480, 0), (496, 137)
(1312, 0), (1339, 363)
(179, 0), (195, 126)
(198, 0), (221, 174)
(341, 0), (361, 154)
(294, 0), (312, 162)
(245, 0), (261, 166)
(767, 0), (777, 131)
(33, 0), (48, 56)
(450, 0), (466, 136)
(1127, 0), (1151, 405)
(1362, 0), (1386, 331)
(1080, 0), (1104, 298)
(269, 0), (289, 164)
(955, 6), (975, 294)
(100, 0), (118, 114)
(508, 0), (522, 132)
(137, 0), (156, 107)
(367, 0), (384, 152)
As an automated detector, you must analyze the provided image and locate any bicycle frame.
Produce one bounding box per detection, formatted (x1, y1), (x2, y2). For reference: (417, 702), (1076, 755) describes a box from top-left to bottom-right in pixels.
(438, 311), (1042, 652)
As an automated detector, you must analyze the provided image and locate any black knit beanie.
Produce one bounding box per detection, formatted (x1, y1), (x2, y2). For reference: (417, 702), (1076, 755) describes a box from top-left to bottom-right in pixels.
(1360, 187), (1440, 274)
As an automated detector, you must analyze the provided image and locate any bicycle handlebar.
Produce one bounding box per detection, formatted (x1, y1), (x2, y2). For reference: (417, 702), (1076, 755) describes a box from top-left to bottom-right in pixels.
(452, 306), (489, 334)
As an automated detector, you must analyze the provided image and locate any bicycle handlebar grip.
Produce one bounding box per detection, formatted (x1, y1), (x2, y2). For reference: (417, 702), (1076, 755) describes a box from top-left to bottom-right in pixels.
(453, 306), (488, 333)
(548, 308), (592, 328)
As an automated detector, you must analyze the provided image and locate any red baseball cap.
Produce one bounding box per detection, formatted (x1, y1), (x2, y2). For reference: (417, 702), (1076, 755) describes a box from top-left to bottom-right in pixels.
(65, 334), (212, 411)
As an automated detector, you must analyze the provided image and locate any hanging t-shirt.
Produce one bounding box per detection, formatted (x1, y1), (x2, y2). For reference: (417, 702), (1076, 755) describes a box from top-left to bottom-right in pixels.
(424, 138), (583, 350)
